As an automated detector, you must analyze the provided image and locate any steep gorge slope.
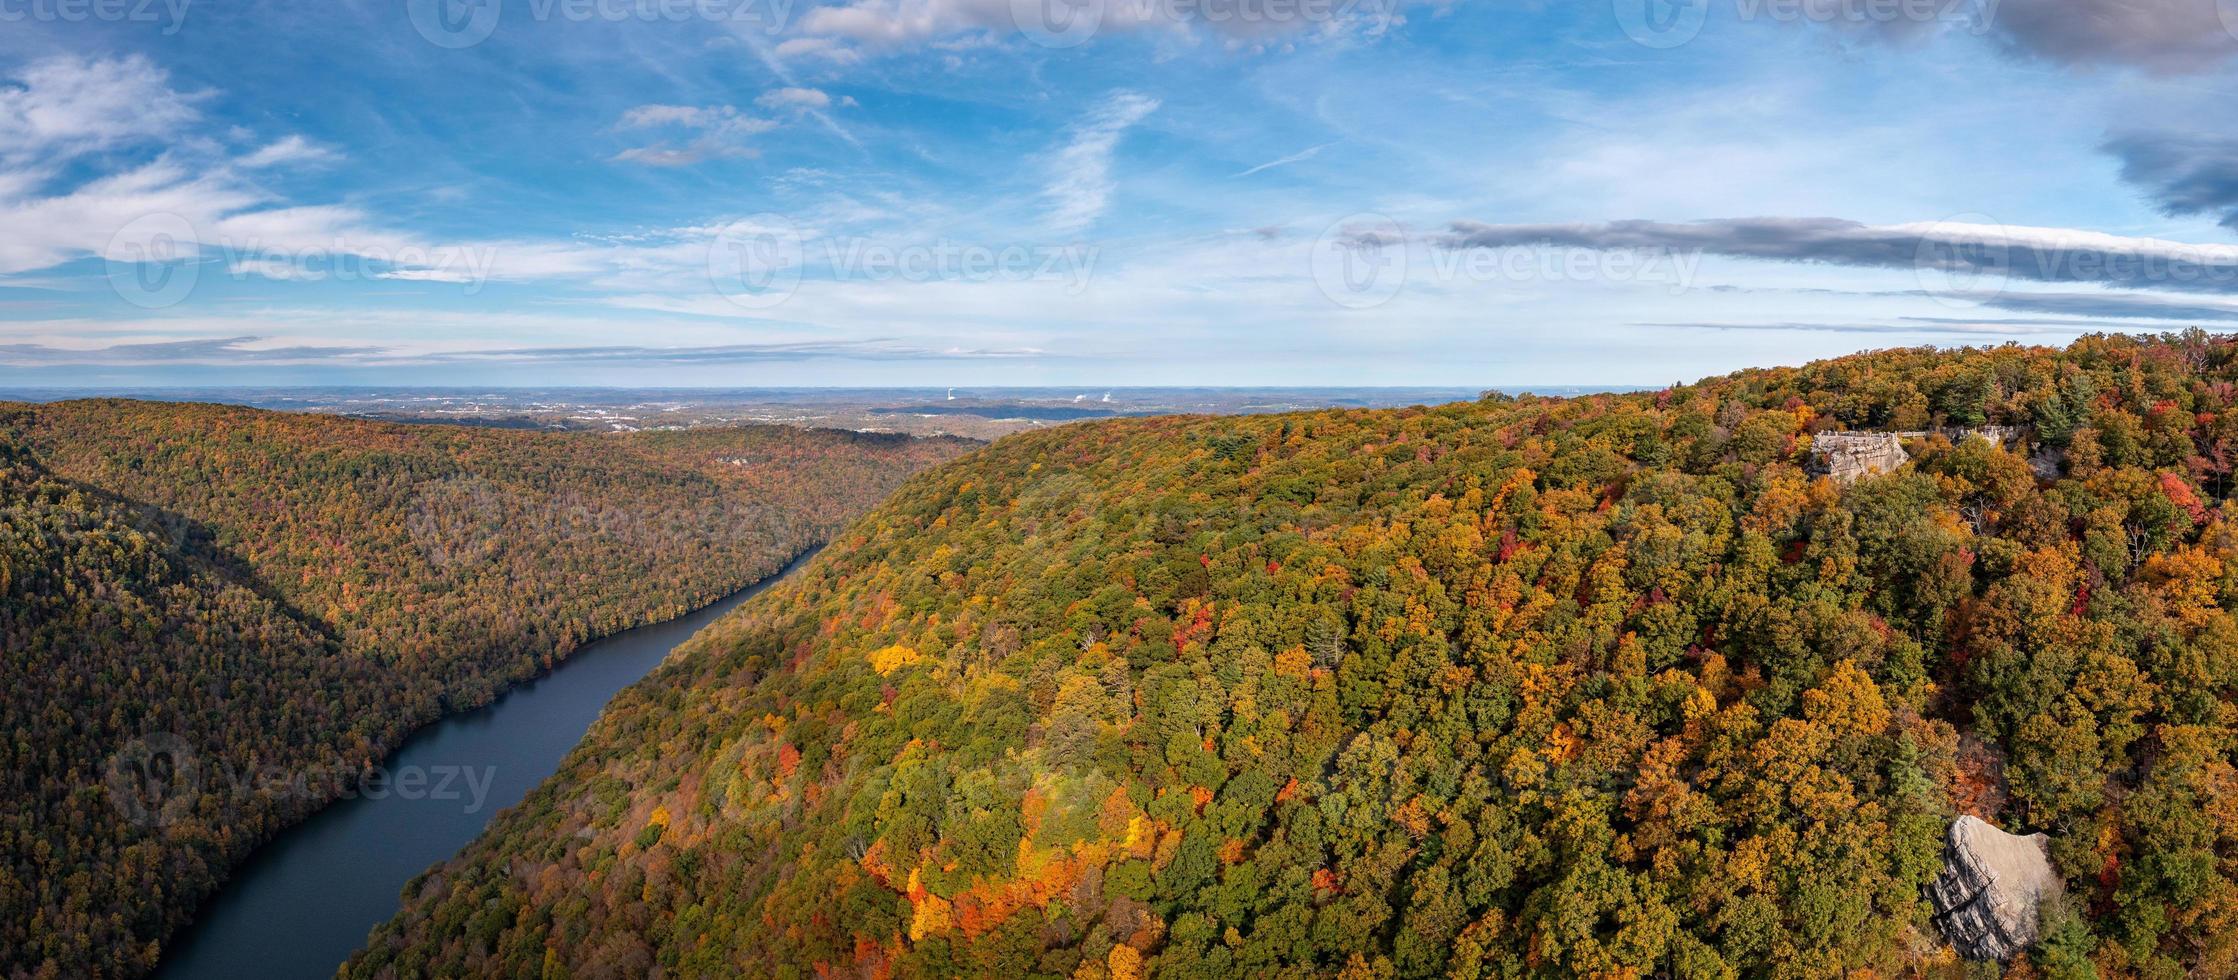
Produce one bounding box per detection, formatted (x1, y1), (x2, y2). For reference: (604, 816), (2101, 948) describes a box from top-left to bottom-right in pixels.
(0, 401), (970, 978)
(352, 336), (2237, 979)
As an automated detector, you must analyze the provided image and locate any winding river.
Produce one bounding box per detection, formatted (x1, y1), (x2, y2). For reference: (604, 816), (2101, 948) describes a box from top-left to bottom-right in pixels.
(155, 554), (809, 980)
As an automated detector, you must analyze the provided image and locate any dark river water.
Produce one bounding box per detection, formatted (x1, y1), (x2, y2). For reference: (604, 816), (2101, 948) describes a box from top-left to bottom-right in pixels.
(155, 555), (807, 980)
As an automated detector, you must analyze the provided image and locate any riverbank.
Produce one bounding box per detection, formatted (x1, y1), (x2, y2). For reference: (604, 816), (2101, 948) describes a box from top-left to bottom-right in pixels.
(154, 551), (815, 979)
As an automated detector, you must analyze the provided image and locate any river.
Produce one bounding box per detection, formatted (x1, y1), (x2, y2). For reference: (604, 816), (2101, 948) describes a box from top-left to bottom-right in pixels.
(155, 553), (809, 980)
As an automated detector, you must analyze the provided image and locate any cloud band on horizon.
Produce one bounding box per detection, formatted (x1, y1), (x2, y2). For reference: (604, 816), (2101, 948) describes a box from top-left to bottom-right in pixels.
(1420, 216), (2238, 294)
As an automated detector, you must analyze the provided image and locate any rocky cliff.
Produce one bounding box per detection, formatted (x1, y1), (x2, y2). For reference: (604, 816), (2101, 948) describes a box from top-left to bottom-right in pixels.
(1808, 431), (1910, 481)
(1927, 816), (2063, 961)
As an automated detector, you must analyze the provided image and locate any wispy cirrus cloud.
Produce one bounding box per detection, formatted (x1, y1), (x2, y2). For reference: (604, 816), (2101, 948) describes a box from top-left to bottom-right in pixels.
(611, 104), (779, 166)
(237, 135), (337, 170)
(786, 0), (1410, 61)
(0, 57), (438, 283)
(1045, 91), (1158, 235)
(1233, 140), (1340, 178)
(0, 55), (202, 169)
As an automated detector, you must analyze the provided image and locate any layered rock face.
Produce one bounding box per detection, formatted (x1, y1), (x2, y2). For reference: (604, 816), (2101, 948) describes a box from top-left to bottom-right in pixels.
(1809, 427), (2039, 483)
(1928, 816), (2064, 961)
(1808, 432), (1910, 482)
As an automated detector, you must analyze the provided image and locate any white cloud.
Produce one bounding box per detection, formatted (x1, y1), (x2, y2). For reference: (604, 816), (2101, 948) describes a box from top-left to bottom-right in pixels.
(787, 0), (1408, 62)
(772, 36), (864, 64)
(0, 55), (201, 170)
(612, 104), (778, 165)
(1044, 91), (1159, 235)
(616, 104), (767, 135)
(0, 65), (502, 286)
(237, 135), (337, 169)
(756, 87), (855, 112)
(0, 159), (254, 274)
(795, 0), (1010, 48)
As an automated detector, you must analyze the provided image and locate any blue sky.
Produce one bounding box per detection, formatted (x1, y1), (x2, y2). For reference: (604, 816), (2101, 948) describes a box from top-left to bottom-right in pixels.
(4, 0), (2238, 387)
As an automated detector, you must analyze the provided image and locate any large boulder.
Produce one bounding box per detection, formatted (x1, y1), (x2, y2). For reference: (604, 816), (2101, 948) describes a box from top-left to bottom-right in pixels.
(1927, 816), (2064, 961)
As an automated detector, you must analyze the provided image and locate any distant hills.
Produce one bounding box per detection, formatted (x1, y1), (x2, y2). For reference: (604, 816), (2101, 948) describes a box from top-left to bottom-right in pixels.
(0, 387), (1624, 440)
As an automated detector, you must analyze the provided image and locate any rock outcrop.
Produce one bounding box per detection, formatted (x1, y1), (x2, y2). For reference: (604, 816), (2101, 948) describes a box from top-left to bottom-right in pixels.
(1808, 432), (1910, 482)
(1808, 426), (2039, 483)
(1927, 816), (2063, 961)
(1966, 425), (2030, 448)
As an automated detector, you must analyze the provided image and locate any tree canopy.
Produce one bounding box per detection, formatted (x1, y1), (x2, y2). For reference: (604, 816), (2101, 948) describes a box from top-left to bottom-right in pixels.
(354, 334), (2237, 979)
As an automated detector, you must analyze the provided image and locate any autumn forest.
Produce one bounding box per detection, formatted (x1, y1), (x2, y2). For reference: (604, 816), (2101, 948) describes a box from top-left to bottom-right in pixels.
(326, 333), (2238, 979)
(11, 335), (2238, 979)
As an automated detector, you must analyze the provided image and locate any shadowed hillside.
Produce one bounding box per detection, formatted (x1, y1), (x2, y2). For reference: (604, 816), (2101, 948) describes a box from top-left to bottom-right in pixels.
(0, 401), (970, 978)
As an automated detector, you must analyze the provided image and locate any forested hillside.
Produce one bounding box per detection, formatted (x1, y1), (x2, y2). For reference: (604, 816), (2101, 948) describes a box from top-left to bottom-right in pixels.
(352, 335), (2235, 979)
(0, 401), (969, 978)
